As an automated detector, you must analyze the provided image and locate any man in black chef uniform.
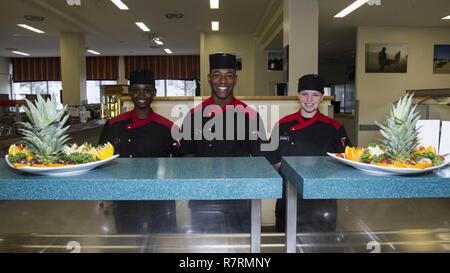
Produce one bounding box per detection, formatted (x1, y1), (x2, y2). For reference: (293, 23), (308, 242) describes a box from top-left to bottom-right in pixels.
(267, 74), (352, 233)
(179, 53), (266, 233)
(98, 69), (178, 234)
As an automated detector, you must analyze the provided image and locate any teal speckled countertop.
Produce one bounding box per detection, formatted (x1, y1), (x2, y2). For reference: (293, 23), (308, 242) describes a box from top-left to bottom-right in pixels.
(0, 157), (282, 200)
(281, 156), (450, 199)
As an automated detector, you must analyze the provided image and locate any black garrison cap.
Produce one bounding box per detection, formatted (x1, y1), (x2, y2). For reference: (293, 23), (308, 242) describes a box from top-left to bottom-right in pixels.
(129, 69), (155, 86)
(298, 74), (324, 93)
(209, 53), (237, 70)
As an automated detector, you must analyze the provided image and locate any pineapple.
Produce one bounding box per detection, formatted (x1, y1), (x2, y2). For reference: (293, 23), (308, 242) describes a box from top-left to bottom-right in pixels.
(375, 93), (420, 163)
(18, 94), (70, 164)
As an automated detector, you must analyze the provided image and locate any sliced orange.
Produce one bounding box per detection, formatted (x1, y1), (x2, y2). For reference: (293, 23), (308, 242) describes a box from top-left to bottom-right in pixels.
(95, 142), (114, 160)
(416, 146), (436, 154)
(47, 163), (73, 167)
(31, 164), (47, 167)
(14, 163), (30, 168)
(411, 162), (433, 169)
(344, 146), (364, 162)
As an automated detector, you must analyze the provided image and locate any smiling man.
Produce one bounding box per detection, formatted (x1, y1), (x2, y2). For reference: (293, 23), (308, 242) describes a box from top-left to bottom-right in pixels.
(179, 53), (266, 233)
(267, 74), (352, 233)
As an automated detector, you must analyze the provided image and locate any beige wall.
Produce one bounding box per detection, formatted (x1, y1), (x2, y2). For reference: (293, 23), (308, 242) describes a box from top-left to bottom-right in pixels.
(0, 57), (11, 96)
(201, 33), (255, 96)
(356, 26), (450, 146)
(253, 40), (285, 96)
(200, 32), (284, 97)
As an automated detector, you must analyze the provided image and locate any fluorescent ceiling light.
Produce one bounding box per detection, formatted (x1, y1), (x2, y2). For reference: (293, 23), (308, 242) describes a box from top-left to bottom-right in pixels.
(442, 15), (450, 19)
(164, 49), (173, 54)
(135, 22), (150, 32)
(210, 0), (219, 9)
(12, 50), (30, 56)
(110, 0), (129, 10)
(87, 49), (101, 55)
(154, 38), (164, 45)
(211, 21), (219, 31)
(17, 24), (45, 34)
(334, 0), (369, 18)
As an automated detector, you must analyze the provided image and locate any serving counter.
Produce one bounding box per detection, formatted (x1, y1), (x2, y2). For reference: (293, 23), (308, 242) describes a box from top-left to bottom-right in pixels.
(280, 156), (450, 253)
(0, 157), (282, 253)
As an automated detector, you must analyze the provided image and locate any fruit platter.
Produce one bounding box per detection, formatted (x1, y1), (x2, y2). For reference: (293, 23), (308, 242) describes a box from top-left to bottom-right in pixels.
(5, 95), (118, 176)
(328, 93), (449, 175)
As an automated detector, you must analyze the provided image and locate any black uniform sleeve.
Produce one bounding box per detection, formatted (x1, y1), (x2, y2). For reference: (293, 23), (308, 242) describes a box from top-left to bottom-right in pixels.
(264, 123), (282, 165)
(168, 124), (181, 157)
(98, 120), (122, 150)
(98, 121), (112, 146)
(179, 112), (196, 156)
(334, 126), (352, 153)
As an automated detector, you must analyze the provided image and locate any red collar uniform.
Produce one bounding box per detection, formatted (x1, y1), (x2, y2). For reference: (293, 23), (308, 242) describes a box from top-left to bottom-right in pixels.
(98, 109), (179, 158)
(179, 97), (265, 157)
(267, 111), (351, 165)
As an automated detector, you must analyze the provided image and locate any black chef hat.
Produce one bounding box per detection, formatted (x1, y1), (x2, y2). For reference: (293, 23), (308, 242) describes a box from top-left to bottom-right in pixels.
(298, 74), (324, 93)
(209, 53), (237, 70)
(129, 69), (155, 86)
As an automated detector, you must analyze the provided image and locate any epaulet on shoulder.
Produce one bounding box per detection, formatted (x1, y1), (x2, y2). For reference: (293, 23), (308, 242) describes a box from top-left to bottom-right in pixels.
(276, 112), (299, 126)
(317, 113), (342, 130)
(152, 112), (175, 130)
(109, 111), (132, 125)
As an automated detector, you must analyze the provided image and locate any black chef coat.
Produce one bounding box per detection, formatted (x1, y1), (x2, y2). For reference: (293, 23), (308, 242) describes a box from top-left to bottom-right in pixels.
(98, 109), (179, 158)
(179, 97), (266, 157)
(267, 111), (351, 165)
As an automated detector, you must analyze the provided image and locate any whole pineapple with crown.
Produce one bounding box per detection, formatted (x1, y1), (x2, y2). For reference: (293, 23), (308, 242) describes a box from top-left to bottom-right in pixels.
(341, 93), (445, 168)
(375, 93), (420, 163)
(18, 94), (70, 164)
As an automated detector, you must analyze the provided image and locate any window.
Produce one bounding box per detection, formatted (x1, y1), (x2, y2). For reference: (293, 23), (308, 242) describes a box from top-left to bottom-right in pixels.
(161, 80), (196, 96)
(127, 79), (196, 96)
(13, 81), (63, 109)
(86, 80), (117, 104)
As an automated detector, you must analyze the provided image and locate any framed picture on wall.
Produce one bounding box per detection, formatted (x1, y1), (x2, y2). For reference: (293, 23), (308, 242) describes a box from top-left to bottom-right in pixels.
(365, 43), (408, 73)
(267, 50), (283, 71)
(433, 44), (450, 74)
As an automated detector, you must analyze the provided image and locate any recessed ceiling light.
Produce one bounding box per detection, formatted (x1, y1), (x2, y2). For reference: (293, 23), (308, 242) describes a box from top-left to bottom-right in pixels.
(110, 0), (129, 10)
(17, 24), (45, 34)
(135, 22), (150, 32)
(164, 49), (173, 54)
(12, 50), (30, 56)
(211, 21), (219, 31)
(442, 15), (450, 19)
(210, 0), (219, 9)
(87, 49), (101, 55)
(334, 0), (369, 18)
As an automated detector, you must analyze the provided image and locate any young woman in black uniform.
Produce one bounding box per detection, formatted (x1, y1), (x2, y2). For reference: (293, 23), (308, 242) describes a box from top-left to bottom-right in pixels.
(267, 74), (352, 232)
